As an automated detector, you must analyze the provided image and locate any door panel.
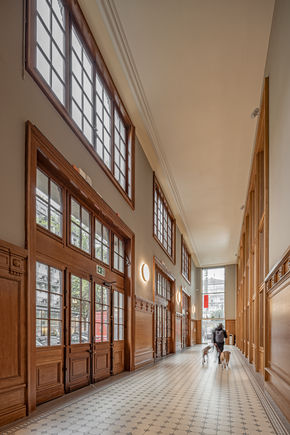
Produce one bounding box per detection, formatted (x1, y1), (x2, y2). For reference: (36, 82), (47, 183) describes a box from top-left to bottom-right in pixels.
(93, 283), (111, 381)
(67, 345), (91, 392)
(66, 273), (92, 392)
(112, 290), (125, 374)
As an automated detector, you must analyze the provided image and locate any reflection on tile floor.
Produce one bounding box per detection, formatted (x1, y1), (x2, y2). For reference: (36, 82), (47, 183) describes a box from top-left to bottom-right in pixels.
(2, 346), (287, 435)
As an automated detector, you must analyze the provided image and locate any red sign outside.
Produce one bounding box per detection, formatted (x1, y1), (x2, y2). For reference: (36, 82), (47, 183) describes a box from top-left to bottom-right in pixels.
(204, 294), (209, 309)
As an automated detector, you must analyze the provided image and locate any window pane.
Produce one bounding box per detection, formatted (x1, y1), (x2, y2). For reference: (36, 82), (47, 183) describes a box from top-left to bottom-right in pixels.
(119, 324), (124, 340)
(71, 198), (80, 224)
(50, 208), (62, 236)
(71, 275), (80, 298)
(71, 222), (80, 248)
(95, 284), (102, 303)
(95, 219), (102, 241)
(36, 262), (48, 290)
(114, 322), (118, 341)
(81, 322), (90, 342)
(36, 0), (50, 29)
(81, 230), (90, 253)
(82, 279), (90, 300)
(95, 322), (101, 342)
(36, 319), (48, 346)
(71, 322), (80, 343)
(82, 301), (90, 321)
(81, 208), (90, 231)
(37, 17), (51, 58)
(36, 169), (49, 201)
(50, 320), (61, 345)
(71, 298), (80, 319)
(36, 197), (49, 229)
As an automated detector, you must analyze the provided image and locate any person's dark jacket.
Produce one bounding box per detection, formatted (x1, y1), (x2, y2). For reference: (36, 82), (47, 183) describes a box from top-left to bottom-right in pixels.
(212, 325), (227, 344)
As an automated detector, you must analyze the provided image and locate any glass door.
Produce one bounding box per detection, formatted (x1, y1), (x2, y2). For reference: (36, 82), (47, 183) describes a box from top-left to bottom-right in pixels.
(112, 289), (125, 375)
(92, 283), (111, 382)
(66, 273), (91, 392)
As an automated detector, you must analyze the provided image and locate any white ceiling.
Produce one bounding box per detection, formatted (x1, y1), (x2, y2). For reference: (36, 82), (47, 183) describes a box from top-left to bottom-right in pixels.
(83, 0), (274, 266)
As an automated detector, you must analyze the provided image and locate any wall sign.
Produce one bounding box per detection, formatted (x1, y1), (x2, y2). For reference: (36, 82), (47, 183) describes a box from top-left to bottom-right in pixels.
(96, 265), (106, 277)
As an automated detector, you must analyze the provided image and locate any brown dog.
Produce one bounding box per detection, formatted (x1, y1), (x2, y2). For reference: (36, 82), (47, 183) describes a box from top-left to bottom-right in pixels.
(220, 351), (231, 368)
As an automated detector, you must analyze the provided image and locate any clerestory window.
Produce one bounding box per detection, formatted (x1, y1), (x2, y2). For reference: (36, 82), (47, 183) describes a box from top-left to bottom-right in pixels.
(27, 0), (135, 207)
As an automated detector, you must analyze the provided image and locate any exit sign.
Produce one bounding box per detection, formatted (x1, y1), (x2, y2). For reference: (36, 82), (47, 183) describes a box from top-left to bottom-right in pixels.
(96, 265), (106, 277)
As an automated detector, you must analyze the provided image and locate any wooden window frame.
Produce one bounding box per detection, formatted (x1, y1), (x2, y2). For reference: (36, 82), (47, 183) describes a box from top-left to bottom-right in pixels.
(112, 233), (125, 275)
(69, 195), (92, 257)
(94, 217), (111, 268)
(181, 236), (191, 284)
(26, 0), (135, 208)
(36, 166), (65, 243)
(153, 174), (176, 263)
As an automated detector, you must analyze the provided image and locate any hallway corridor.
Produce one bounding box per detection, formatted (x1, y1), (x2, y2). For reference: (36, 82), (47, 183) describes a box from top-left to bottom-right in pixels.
(2, 347), (289, 435)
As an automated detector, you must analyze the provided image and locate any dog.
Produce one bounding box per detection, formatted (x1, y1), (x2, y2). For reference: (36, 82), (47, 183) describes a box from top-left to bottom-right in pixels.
(202, 345), (212, 364)
(220, 351), (231, 368)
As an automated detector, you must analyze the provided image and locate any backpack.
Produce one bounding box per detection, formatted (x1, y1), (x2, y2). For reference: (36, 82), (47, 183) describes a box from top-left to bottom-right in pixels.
(215, 329), (224, 343)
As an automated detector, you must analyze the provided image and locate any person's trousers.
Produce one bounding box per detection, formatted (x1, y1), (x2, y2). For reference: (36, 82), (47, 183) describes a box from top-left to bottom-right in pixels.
(216, 343), (224, 362)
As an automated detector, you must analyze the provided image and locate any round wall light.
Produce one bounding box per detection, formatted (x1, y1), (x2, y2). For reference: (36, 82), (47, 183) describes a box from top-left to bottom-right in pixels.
(176, 290), (181, 304)
(141, 263), (150, 282)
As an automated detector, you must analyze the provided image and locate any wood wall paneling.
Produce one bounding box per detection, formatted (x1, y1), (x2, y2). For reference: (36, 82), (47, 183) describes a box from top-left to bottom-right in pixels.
(196, 320), (202, 344)
(265, 249), (290, 421)
(134, 296), (154, 368)
(225, 320), (235, 345)
(0, 241), (27, 426)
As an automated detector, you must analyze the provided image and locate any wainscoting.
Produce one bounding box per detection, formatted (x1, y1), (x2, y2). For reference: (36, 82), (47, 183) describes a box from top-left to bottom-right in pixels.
(0, 240), (27, 426)
(265, 248), (290, 421)
(134, 296), (154, 369)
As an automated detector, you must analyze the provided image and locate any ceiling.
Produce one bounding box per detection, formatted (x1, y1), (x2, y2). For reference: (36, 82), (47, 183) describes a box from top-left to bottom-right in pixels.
(82, 0), (275, 266)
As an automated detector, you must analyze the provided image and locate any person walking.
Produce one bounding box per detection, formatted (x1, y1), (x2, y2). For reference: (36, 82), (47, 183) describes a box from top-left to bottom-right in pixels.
(213, 323), (227, 364)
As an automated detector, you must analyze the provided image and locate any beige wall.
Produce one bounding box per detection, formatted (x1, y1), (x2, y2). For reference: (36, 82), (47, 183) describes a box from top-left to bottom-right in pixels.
(225, 264), (236, 319)
(0, 0), (197, 302)
(264, 0), (290, 270)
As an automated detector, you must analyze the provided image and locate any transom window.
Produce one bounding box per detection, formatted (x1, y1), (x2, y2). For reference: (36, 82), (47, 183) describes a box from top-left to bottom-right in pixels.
(114, 291), (124, 341)
(113, 234), (125, 273)
(153, 176), (175, 261)
(28, 0), (134, 205)
(156, 270), (171, 300)
(70, 275), (91, 344)
(36, 261), (62, 347)
(95, 218), (110, 265)
(36, 168), (62, 237)
(95, 285), (110, 342)
(181, 237), (191, 283)
(70, 197), (91, 254)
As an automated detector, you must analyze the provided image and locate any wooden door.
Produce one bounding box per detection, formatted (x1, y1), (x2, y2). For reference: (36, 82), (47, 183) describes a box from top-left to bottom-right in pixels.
(176, 314), (182, 352)
(166, 305), (172, 354)
(66, 273), (92, 392)
(161, 306), (167, 356)
(112, 289), (125, 375)
(191, 320), (197, 345)
(92, 282), (111, 382)
(35, 261), (65, 404)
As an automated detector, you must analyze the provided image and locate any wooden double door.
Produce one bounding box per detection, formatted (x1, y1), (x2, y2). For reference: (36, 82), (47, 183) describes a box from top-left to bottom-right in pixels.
(36, 266), (125, 404)
(155, 303), (172, 358)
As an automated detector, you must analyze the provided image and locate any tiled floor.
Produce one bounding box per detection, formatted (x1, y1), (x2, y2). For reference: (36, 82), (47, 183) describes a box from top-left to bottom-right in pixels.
(2, 346), (289, 435)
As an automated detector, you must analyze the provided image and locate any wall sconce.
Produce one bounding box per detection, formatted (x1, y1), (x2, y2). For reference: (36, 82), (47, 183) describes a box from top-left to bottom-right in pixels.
(141, 263), (150, 282)
(176, 290), (181, 304)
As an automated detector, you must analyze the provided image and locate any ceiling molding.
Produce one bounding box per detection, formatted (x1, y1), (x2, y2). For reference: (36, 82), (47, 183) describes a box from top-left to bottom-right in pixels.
(98, 0), (200, 266)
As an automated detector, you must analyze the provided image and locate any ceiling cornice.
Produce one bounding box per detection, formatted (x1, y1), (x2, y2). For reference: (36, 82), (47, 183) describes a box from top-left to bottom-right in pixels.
(98, 0), (201, 266)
